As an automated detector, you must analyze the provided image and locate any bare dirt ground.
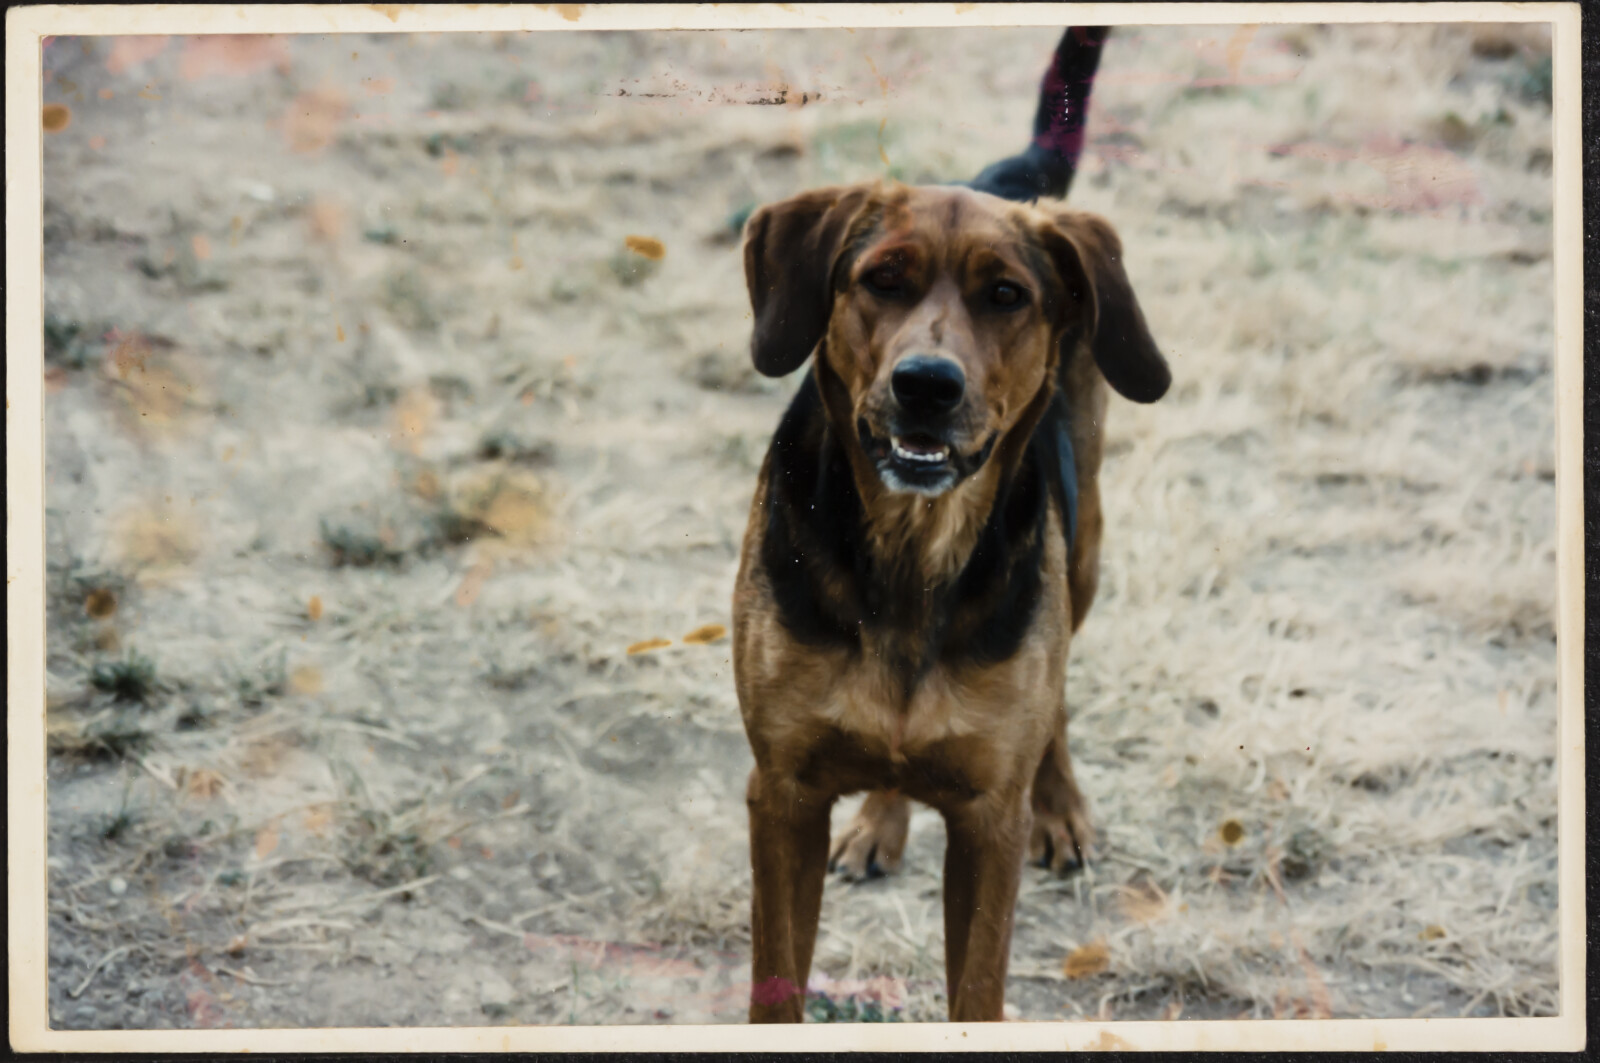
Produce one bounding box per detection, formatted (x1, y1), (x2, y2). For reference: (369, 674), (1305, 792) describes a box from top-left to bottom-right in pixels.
(39, 23), (1559, 1028)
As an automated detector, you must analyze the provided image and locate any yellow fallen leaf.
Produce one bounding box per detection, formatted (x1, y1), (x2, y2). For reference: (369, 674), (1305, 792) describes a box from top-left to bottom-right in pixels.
(1063, 940), (1110, 980)
(307, 595), (323, 621)
(290, 666), (323, 695)
(253, 823), (279, 861)
(624, 235), (665, 260)
(115, 505), (199, 571)
(681, 623), (727, 645)
(302, 805), (334, 836)
(454, 561), (492, 607)
(1294, 937), (1334, 1018)
(1219, 819), (1245, 845)
(307, 197), (345, 242)
(85, 588), (118, 620)
(1116, 880), (1170, 925)
(482, 480), (549, 541)
(412, 468), (441, 500)
(186, 769), (225, 800)
(238, 735), (288, 777)
(282, 86), (348, 155)
(392, 386), (438, 455)
(109, 333), (150, 377)
(446, 467), (555, 554)
(104, 340), (199, 435)
(1420, 924), (1446, 941)
(627, 638), (671, 655)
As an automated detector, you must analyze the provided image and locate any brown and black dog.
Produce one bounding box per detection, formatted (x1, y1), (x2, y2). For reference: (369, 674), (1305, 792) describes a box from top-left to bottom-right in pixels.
(731, 179), (1170, 1022)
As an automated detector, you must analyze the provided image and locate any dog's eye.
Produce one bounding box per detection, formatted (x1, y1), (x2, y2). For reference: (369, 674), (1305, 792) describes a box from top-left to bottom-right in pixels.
(989, 282), (1027, 308)
(864, 266), (904, 295)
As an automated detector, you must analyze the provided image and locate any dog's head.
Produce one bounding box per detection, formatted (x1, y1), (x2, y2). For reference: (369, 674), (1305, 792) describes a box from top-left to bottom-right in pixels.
(743, 181), (1168, 496)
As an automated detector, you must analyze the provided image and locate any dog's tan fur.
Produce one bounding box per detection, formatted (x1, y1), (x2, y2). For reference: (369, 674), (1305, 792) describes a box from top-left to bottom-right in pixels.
(733, 181), (1167, 1022)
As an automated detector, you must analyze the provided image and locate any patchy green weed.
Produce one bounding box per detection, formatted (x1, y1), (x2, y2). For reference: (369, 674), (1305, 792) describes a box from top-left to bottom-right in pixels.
(235, 650), (289, 709)
(476, 429), (556, 465)
(342, 802), (434, 886)
(89, 650), (163, 705)
(44, 316), (99, 370)
(319, 519), (405, 569)
(805, 993), (904, 1023)
(381, 267), (441, 332)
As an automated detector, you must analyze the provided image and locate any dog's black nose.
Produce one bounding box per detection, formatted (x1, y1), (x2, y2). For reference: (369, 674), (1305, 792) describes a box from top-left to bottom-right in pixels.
(891, 356), (965, 417)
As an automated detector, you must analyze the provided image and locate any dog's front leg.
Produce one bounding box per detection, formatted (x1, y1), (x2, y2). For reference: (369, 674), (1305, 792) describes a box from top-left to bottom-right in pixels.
(746, 767), (833, 1022)
(941, 790), (1029, 1022)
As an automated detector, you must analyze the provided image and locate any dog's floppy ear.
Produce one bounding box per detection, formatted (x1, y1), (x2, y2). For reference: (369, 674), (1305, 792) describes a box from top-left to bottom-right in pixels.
(742, 184), (874, 378)
(1039, 209), (1170, 403)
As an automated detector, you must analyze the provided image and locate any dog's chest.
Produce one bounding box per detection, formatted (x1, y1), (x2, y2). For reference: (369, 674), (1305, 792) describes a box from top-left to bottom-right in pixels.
(791, 648), (1052, 802)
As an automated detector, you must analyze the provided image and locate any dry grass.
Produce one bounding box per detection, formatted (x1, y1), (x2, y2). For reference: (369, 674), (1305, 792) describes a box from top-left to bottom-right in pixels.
(41, 23), (1556, 1028)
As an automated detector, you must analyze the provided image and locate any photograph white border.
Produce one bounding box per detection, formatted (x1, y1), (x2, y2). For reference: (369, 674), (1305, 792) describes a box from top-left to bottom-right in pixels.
(7, 2), (1584, 1053)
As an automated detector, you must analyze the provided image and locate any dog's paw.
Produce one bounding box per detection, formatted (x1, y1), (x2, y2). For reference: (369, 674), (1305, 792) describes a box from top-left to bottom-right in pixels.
(1028, 807), (1095, 877)
(827, 792), (910, 883)
(828, 829), (892, 881)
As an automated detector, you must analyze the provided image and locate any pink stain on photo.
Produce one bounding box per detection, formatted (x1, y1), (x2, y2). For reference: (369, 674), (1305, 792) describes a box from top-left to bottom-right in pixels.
(178, 35), (292, 81)
(105, 36), (171, 76)
(749, 975), (802, 1007)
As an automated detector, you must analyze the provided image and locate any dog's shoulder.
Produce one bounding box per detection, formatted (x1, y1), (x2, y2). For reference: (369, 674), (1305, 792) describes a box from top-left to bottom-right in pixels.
(756, 373), (867, 650)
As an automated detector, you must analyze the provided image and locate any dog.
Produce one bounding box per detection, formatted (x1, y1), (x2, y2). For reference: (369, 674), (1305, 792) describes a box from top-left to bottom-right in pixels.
(731, 28), (1170, 1023)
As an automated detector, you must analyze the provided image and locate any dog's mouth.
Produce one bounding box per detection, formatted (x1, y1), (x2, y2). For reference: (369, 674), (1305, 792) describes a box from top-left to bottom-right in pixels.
(890, 433), (951, 467)
(857, 421), (994, 496)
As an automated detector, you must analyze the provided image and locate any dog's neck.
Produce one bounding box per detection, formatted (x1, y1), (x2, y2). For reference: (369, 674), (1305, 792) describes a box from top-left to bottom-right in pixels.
(858, 459), (1004, 585)
(815, 358), (1024, 587)
(761, 368), (1052, 698)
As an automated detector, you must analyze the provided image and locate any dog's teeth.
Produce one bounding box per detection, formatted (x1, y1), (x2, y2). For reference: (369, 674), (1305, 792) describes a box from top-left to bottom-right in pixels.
(891, 439), (948, 464)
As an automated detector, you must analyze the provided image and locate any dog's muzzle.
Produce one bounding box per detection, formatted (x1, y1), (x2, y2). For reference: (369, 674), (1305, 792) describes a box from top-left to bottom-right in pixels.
(857, 356), (996, 496)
